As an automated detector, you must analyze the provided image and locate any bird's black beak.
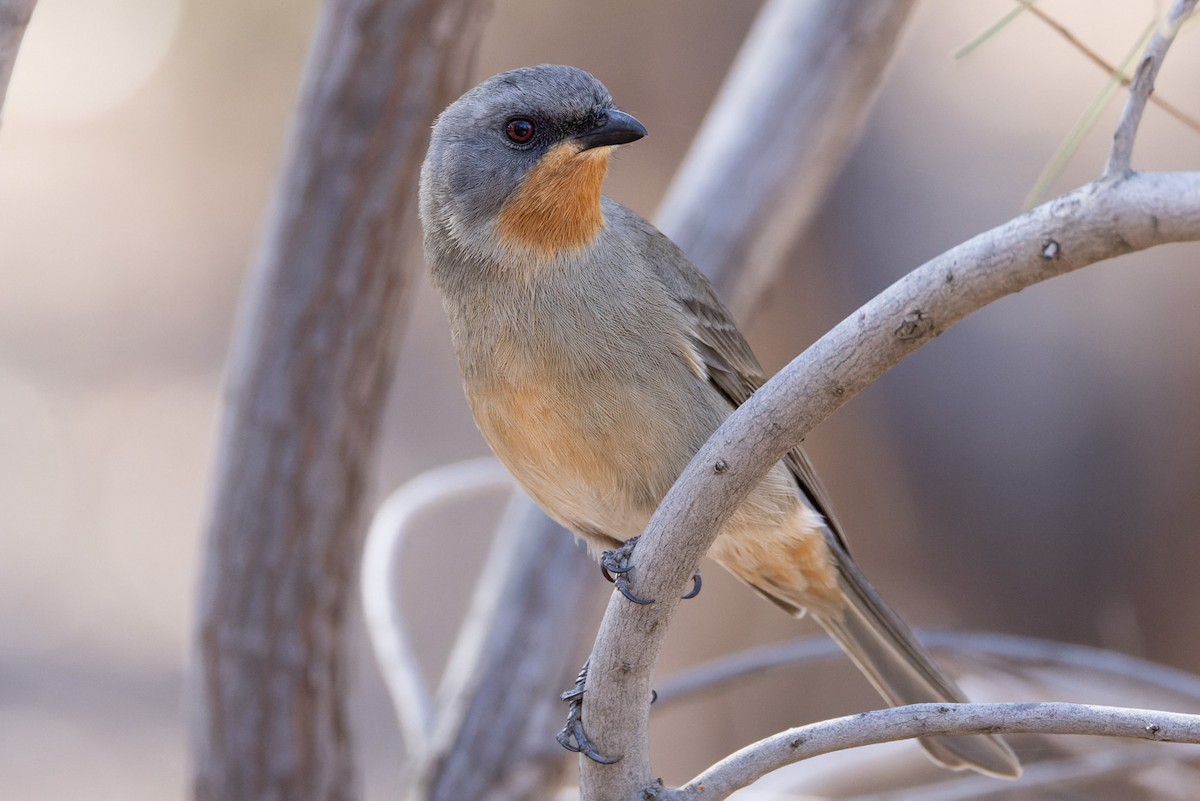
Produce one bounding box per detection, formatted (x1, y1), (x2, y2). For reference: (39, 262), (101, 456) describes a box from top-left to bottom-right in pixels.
(574, 109), (647, 151)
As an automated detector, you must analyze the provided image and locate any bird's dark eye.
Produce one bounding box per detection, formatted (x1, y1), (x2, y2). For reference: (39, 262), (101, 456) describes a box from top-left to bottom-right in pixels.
(505, 118), (535, 144)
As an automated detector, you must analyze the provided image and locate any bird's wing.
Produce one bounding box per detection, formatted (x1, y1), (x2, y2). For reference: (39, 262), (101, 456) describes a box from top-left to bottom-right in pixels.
(624, 205), (850, 552)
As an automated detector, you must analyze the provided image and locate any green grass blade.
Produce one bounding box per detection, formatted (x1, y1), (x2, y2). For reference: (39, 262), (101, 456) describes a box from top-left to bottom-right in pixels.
(1023, 18), (1157, 209)
(954, 0), (1038, 60)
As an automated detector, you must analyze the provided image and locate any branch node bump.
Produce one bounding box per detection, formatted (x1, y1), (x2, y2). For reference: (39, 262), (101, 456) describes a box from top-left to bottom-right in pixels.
(894, 309), (932, 341)
(713, 459), (729, 474)
(1041, 238), (1061, 260)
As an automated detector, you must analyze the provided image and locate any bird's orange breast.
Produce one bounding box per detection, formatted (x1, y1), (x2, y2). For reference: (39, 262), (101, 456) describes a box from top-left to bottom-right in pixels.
(496, 142), (610, 254)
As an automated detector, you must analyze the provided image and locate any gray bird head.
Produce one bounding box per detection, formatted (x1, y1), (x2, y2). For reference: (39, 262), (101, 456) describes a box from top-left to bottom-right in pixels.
(419, 65), (646, 269)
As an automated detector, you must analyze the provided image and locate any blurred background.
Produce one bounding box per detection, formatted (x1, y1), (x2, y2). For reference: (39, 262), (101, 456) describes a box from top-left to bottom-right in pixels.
(2, 0), (1199, 798)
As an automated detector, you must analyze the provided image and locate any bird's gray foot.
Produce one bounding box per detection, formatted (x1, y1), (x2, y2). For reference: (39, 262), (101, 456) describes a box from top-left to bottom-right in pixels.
(556, 659), (620, 764)
(600, 537), (702, 603)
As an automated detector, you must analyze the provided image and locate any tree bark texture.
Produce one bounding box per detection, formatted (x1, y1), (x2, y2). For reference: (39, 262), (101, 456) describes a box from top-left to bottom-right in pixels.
(189, 1), (491, 799)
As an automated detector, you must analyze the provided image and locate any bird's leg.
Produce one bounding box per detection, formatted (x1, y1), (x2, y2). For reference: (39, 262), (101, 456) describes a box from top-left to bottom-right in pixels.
(556, 658), (620, 764)
(600, 536), (703, 603)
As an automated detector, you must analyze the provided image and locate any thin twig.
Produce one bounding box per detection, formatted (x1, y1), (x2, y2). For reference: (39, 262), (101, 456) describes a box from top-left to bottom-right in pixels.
(1024, 19), (1155, 209)
(1104, 0), (1198, 177)
(1028, 4), (1200, 135)
(360, 457), (513, 749)
(664, 703), (1200, 801)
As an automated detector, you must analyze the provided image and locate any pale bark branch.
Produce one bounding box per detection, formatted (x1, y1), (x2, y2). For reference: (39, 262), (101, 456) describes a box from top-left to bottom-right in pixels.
(0, 0), (37, 121)
(402, 506), (598, 801)
(583, 173), (1200, 801)
(1104, 0), (1197, 178)
(666, 703), (1200, 801)
(581, 0), (1200, 793)
(360, 458), (514, 750)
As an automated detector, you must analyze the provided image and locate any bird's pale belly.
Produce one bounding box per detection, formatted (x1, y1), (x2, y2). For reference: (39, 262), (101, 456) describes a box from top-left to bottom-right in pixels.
(467, 370), (693, 550)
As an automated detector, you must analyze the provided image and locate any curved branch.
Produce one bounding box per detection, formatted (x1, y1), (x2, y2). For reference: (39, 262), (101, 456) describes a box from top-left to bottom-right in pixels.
(664, 702), (1200, 800)
(580, 6), (1199, 799)
(360, 458), (513, 750)
(580, 171), (1200, 801)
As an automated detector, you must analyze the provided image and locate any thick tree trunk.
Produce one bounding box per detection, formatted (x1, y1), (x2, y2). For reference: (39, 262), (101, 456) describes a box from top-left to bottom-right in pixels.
(189, 1), (491, 799)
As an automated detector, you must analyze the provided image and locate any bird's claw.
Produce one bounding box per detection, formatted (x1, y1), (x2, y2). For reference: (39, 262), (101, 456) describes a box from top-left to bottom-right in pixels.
(600, 538), (703, 603)
(600, 537), (654, 605)
(556, 708), (621, 764)
(557, 660), (621, 764)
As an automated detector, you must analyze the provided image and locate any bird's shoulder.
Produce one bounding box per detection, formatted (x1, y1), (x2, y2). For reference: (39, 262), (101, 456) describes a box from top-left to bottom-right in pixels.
(599, 199), (850, 553)
(599, 198), (766, 407)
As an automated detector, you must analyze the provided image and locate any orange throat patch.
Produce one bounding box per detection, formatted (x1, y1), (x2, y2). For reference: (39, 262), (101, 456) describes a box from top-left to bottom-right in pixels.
(496, 142), (610, 255)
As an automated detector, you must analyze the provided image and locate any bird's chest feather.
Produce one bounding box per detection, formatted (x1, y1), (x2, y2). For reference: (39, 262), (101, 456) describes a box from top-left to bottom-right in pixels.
(469, 325), (647, 487)
(457, 294), (694, 539)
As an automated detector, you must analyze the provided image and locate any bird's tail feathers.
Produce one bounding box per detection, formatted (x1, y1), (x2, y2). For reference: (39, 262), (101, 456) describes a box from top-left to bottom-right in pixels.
(808, 549), (1021, 778)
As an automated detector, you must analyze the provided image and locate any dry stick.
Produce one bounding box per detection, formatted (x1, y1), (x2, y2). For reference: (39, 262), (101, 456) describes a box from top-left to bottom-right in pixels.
(668, 703), (1200, 801)
(580, 1), (1200, 797)
(401, 507), (603, 801)
(0, 0), (38, 119)
(1105, 0), (1197, 177)
(189, 1), (490, 799)
(1028, 3), (1200, 135)
(360, 458), (515, 750)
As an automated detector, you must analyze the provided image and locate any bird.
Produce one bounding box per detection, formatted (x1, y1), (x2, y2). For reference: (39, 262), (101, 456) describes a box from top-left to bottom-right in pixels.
(418, 64), (1021, 779)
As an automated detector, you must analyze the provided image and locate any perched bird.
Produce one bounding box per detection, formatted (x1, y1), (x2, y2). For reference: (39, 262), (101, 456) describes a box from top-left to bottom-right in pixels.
(419, 64), (1020, 778)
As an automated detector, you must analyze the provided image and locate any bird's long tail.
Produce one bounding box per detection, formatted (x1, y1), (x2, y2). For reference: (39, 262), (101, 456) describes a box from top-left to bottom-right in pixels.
(804, 544), (1021, 778)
